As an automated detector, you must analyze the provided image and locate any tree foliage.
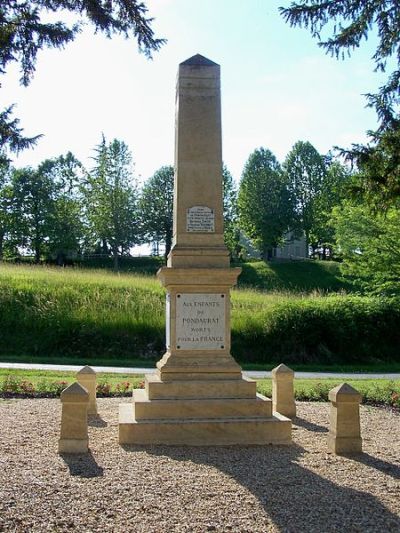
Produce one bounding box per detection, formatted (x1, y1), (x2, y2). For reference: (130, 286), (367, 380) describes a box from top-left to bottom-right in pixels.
(310, 159), (351, 258)
(280, 0), (400, 122)
(10, 166), (56, 263)
(238, 148), (294, 259)
(332, 199), (400, 294)
(280, 0), (400, 202)
(283, 141), (327, 253)
(0, 0), (165, 159)
(222, 165), (241, 259)
(36, 152), (85, 264)
(84, 137), (138, 270)
(139, 165), (174, 259)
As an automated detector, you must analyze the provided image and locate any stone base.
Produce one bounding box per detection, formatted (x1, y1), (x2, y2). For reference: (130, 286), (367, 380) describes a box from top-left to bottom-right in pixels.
(119, 404), (291, 445)
(58, 438), (88, 454)
(118, 374), (292, 446)
(327, 433), (362, 454)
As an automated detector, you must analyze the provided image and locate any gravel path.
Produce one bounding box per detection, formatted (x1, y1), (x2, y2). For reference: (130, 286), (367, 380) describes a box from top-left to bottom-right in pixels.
(0, 398), (399, 532)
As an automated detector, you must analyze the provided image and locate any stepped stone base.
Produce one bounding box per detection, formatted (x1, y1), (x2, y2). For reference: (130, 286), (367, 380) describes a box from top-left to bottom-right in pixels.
(118, 374), (292, 446)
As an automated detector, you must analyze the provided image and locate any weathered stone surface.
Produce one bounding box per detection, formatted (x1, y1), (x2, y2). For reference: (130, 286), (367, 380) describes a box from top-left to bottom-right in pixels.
(328, 382), (362, 454)
(77, 365), (97, 415)
(272, 363), (296, 418)
(59, 381), (89, 454)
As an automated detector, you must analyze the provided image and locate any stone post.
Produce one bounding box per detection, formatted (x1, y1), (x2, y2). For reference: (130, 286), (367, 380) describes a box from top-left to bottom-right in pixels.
(58, 382), (89, 454)
(77, 365), (97, 415)
(272, 363), (296, 418)
(328, 383), (362, 454)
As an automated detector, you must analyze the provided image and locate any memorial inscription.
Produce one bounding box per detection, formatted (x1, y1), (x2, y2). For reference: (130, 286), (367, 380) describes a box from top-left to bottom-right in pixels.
(186, 206), (215, 233)
(176, 293), (225, 350)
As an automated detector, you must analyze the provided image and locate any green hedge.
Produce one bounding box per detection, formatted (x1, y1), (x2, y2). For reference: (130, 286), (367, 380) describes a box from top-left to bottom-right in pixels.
(231, 296), (400, 364)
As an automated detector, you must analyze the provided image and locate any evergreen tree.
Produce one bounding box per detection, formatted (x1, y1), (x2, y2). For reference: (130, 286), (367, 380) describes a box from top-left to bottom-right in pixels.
(280, 0), (400, 202)
(0, 1), (165, 160)
(139, 165), (174, 259)
(238, 148), (294, 260)
(84, 137), (138, 271)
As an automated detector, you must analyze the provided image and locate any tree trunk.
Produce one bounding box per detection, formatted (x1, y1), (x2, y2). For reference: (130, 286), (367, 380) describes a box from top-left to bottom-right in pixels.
(305, 230), (310, 259)
(113, 247), (119, 272)
(262, 247), (273, 261)
(0, 231), (4, 260)
(322, 246), (327, 260)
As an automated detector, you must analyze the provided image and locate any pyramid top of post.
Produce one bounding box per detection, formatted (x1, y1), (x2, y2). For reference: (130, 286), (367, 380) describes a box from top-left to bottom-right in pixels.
(78, 365), (96, 375)
(329, 383), (362, 403)
(272, 363), (294, 378)
(60, 381), (89, 403)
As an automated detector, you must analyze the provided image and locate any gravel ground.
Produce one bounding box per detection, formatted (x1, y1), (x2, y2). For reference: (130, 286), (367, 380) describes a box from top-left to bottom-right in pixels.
(0, 398), (399, 533)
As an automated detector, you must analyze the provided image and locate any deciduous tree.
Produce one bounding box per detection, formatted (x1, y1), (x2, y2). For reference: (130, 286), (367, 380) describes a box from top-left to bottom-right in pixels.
(332, 199), (400, 294)
(283, 141), (327, 254)
(238, 148), (294, 260)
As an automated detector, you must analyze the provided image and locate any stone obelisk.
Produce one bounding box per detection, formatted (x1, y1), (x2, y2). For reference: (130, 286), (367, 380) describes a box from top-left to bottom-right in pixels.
(119, 54), (291, 445)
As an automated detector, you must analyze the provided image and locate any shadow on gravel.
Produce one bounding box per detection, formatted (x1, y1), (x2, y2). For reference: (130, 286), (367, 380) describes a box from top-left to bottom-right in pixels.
(60, 451), (104, 478)
(293, 416), (328, 433)
(88, 415), (108, 428)
(347, 453), (400, 480)
(138, 444), (400, 531)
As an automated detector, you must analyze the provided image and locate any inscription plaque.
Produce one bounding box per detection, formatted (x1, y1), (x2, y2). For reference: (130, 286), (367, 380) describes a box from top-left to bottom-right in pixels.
(186, 206), (215, 233)
(176, 293), (225, 350)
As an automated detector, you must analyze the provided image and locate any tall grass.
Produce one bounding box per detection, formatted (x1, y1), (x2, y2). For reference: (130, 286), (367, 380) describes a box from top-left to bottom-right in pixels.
(0, 264), (399, 364)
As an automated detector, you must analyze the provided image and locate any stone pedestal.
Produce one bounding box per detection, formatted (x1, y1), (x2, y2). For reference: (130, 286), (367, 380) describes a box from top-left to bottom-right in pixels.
(58, 382), (89, 454)
(77, 365), (97, 415)
(118, 54), (291, 446)
(272, 363), (296, 418)
(327, 383), (362, 454)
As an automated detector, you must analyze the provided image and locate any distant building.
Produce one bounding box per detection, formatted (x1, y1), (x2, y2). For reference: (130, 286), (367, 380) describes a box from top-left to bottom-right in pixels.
(274, 231), (308, 260)
(239, 231), (308, 261)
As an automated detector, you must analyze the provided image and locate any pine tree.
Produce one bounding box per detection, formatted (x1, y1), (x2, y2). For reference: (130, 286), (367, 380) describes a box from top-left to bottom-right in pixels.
(280, 0), (400, 202)
(0, 1), (165, 160)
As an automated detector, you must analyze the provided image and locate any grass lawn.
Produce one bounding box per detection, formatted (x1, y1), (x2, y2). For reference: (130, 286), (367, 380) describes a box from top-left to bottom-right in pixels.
(0, 369), (399, 407)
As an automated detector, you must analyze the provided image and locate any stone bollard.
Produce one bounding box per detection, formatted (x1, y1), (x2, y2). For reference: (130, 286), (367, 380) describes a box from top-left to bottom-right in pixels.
(77, 365), (97, 415)
(58, 382), (89, 454)
(328, 383), (362, 454)
(272, 363), (296, 418)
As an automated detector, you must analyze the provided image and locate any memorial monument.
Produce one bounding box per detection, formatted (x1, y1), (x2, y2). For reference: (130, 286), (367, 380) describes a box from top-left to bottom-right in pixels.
(119, 54), (292, 445)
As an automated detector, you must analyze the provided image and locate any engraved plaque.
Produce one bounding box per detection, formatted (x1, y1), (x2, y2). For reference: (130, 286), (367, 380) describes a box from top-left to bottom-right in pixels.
(176, 293), (225, 350)
(186, 206), (215, 232)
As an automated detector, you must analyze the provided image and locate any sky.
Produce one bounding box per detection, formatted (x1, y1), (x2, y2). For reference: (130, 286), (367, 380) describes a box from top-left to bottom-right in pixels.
(2, 0), (387, 185)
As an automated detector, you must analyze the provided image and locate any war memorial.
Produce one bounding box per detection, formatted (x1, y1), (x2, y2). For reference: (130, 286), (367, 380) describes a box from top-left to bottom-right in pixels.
(118, 54), (292, 445)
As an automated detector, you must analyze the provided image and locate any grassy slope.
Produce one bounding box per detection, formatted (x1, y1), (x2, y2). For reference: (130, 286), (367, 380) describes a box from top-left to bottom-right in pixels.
(0, 262), (399, 367)
(236, 260), (357, 293)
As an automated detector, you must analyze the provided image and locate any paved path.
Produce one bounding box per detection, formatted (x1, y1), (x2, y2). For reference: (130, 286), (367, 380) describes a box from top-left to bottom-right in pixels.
(0, 362), (399, 380)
